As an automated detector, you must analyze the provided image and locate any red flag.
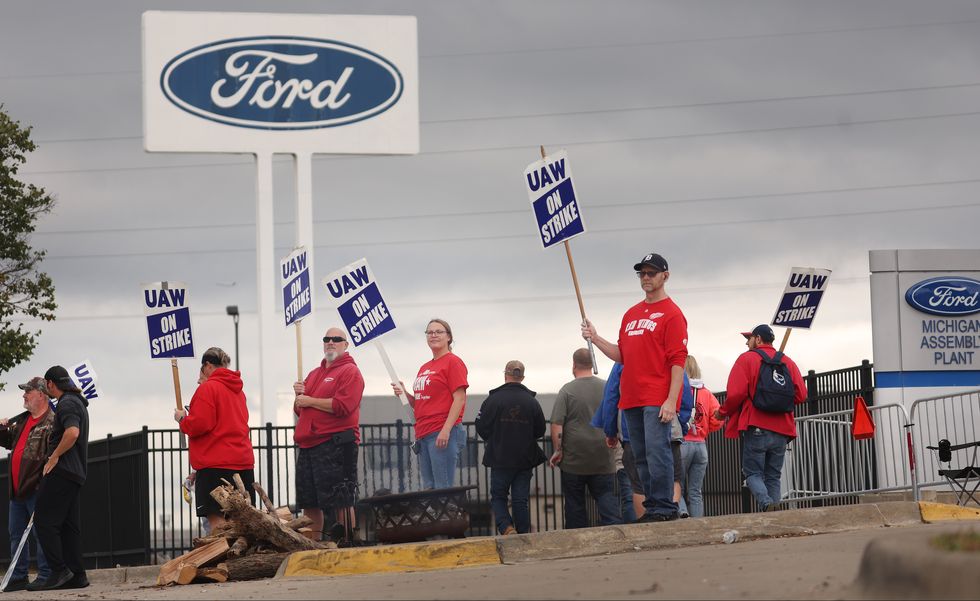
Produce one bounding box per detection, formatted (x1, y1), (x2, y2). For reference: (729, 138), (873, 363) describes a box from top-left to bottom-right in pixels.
(851, 395), (875, 440)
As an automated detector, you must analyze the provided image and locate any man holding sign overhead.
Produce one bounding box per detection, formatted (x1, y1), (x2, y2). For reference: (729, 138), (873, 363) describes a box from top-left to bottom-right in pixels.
(292, 327), (364, 544)
(582, 252), (688, 522)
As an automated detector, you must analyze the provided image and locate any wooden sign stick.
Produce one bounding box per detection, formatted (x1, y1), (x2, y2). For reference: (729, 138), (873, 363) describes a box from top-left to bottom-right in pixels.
(295, 320), (304, 382)
(778, 328), (792, 353)
(540, 145), (599, 374)
(171, 358), (183, 410)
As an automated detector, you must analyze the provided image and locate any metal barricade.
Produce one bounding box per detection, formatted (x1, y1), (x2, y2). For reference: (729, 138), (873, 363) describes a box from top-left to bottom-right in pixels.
(784, 403), (913, 504)
(910, 388), (980, 501)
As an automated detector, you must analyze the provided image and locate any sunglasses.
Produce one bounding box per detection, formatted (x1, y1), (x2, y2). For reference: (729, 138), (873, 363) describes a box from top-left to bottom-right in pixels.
(636, 270), (662, 278)
(323, 336), (347, 343)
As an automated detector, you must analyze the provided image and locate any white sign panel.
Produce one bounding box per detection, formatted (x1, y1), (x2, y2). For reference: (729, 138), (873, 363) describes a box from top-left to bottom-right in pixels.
(69, 359), (100, 402)
(322, 258), (396, 346)
(142, 282), (195, 359)
(771, 267), (832, 329)
(523, 150), (586, 248)
(280, 247), (312, 326)
(142, 11), (419, 154)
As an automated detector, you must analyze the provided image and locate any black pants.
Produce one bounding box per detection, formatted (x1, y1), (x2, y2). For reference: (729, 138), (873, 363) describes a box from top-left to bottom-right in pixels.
(35, 472), (84, 577)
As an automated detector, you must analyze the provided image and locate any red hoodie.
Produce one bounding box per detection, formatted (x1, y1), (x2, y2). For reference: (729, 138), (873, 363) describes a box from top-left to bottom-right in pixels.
(180, 367), (254, 471)
(294, 353), (365, 448)
(719, 343), (807, 439)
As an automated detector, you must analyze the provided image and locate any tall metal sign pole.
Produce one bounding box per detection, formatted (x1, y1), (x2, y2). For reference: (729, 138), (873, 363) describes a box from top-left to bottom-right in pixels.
(143, 11), (419, 425)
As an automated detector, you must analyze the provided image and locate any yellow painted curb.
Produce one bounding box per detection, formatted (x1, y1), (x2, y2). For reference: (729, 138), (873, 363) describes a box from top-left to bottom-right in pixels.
(278, 538), (501, 578)
(918, 501), (980, 522)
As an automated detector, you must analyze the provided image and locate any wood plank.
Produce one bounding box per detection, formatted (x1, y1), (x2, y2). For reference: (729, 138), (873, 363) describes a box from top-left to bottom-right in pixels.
(156, 538), (230, 586)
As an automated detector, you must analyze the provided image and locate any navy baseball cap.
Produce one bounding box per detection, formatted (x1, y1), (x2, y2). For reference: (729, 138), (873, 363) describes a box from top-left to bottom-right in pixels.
(741, 324), (775, 343)
(633, 253), (668, 272)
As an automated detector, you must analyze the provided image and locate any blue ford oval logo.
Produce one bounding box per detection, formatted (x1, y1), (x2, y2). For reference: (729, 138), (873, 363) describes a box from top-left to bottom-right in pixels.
(160, 36), (403, 130)
(905, 276), (980, 316)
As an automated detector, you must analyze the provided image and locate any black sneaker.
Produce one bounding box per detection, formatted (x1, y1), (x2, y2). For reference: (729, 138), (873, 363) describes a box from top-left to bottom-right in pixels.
(29, 568), (73, 591)
(2, 578), (28, 592)
(57, 572), (90, 590)
(634, 511), (679, 523)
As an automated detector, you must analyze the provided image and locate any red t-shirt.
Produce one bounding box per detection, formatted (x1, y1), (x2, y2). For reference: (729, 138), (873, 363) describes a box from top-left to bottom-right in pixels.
(617, 297), (689, 409)
(11, 413), (43, 495)
(412, 353), (468, 439)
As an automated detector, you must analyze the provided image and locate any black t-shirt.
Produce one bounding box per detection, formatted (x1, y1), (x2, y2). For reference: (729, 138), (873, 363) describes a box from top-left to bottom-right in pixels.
(48, 392), (89, 485)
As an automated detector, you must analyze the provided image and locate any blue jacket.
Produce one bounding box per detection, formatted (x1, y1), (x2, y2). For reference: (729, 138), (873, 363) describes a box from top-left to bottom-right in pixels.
(592, 363), (693, 441)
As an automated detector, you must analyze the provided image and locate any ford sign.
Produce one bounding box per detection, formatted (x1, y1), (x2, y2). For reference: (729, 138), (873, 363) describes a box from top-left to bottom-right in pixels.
(905, 276), (980, 316)
(160, 36), (403, 130)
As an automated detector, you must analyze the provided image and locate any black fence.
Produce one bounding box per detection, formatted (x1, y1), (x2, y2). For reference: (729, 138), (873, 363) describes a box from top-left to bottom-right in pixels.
(0, 361), (874, 568)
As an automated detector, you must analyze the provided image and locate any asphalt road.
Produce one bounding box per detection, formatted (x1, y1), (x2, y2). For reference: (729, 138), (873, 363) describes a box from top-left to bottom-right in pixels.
(6, 521), (961, 600)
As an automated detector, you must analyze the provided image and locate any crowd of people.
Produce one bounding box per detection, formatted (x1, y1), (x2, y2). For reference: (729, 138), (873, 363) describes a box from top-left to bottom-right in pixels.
(0, 249), (811, 590)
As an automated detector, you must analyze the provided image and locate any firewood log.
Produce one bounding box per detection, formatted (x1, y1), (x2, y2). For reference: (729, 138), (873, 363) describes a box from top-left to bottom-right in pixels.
(156, 538), (230, 586)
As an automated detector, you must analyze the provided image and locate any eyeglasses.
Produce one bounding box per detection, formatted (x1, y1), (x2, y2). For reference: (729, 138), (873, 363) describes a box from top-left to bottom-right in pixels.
(425, 329), (447, 336)
(636, 270), (662, 279)
(323, 336), (347, 343)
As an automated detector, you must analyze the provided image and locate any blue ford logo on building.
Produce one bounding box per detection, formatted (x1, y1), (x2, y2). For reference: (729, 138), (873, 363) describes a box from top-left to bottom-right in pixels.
(905, 276), (980, 316)
(160, 36), (403, 130)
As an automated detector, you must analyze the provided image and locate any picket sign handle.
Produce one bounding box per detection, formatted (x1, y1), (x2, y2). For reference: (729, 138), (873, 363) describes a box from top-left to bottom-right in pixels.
(540, 145), (599, 374)
(0, 512), (34, 591)
(778, 328), (792, 353)
(374, 340), (410, 407)
(295, 320), (304, 382)
(171, 358), (183, 410)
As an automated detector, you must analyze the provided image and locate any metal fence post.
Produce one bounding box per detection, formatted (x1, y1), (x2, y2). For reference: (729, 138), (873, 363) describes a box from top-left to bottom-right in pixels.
(860, 360), (874, 405)
(396, 419), (405, 493)
(265, 422), (274, 505)
(805, 369), (818, 415)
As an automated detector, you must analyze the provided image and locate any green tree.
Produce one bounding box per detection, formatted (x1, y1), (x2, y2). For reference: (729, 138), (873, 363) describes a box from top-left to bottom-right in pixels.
(0, 106), (56, 390)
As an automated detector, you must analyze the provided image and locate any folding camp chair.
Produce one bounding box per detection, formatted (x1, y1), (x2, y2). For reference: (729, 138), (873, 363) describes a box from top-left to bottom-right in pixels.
(926, 439), (980, 506)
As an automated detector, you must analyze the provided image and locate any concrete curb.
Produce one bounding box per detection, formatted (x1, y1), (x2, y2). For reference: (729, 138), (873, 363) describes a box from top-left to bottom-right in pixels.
(855, 522), (980, 600)
(92, 501), (978, 583)
(494, 501), (922, 563)
(276, 538), (500, 578)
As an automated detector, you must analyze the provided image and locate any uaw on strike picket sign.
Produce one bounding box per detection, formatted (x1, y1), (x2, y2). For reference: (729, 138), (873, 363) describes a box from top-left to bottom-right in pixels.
(324, 258), (410, 406)
(143, 282), (195, 359)
(772, 267), (832, 329)
(523, 149), (586, 248)
(281, 247), (312, 327)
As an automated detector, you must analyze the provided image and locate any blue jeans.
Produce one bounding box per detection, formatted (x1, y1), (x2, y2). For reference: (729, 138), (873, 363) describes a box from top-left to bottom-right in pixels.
(560, 471), (622, 528)
(490, 468), (533, 534)
(8, 494), (50, 582)
(623, 406), (677, 517)
(679, 441), (709, 517)
(616, 469), (637, 523)
(418, 424), (466, 490)
(741, 427), (789, 510)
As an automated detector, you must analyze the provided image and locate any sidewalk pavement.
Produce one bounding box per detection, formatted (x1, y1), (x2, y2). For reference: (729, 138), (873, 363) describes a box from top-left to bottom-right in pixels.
(79, 500), (979, 595)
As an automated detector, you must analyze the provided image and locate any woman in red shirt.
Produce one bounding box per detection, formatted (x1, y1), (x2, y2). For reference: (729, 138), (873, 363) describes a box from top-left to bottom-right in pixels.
(393, 318), (468, 489)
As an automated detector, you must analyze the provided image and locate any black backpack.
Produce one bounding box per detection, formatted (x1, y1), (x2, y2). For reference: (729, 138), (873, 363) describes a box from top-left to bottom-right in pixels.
(751, 350), (796, 413)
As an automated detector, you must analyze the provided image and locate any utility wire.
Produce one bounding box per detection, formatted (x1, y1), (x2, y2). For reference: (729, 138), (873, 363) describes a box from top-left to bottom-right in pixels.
(29, 175), (980, 237)
(5, 14), (980, 81)
(32, 80), (980, 144)
(37, 200), (980, 261)
(21, 108), (980, 177)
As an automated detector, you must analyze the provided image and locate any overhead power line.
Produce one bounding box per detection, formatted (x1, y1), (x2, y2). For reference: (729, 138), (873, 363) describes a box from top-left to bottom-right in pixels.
(37, 201), (980, 261)
(30, 176), (980, 237)
(21, 108), (980, 177)
(33, 80), (980, 144)
(5, 15), (980, 81)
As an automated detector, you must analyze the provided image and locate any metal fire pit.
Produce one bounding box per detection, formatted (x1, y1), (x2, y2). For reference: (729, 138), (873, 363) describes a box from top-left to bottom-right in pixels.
(361, 485), (476, 544)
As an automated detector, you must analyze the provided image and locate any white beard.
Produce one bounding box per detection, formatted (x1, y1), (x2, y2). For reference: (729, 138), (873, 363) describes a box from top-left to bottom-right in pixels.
(325, 351), (339, 362)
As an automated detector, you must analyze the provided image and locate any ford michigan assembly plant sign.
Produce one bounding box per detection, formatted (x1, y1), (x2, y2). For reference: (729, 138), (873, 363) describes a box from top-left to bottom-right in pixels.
(142, 11), (419, 154)
(905, 275), (980, 368)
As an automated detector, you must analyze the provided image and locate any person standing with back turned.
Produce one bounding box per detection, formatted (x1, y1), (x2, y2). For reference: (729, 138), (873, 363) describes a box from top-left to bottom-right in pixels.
(30, 366), (90, 591)
(716, 325), (807, 512)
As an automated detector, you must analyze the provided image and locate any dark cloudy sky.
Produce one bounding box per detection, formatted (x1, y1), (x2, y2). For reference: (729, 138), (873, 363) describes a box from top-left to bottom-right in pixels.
(3, 0), (980, 438)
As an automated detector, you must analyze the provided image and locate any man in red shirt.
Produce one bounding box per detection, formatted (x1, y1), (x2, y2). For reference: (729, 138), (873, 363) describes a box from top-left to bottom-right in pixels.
(0, 377), (54, 591)
(716, 324), (807, 511)
(583, 252), (688, 522)
(292, 327), (365, 544)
